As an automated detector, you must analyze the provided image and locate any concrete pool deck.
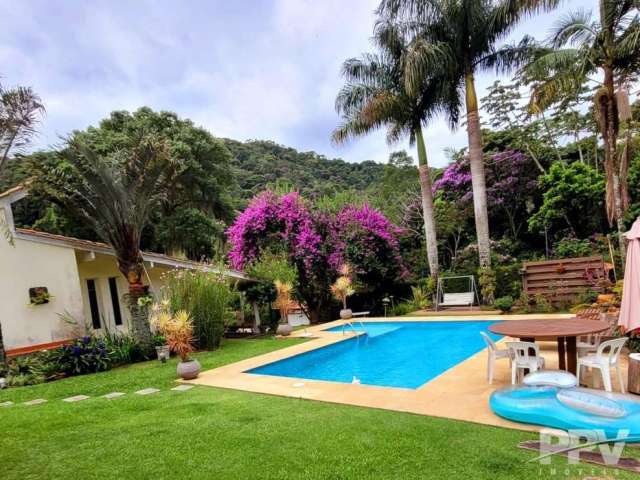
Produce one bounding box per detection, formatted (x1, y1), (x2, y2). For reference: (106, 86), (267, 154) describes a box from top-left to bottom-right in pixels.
(186, 314), (630, 433)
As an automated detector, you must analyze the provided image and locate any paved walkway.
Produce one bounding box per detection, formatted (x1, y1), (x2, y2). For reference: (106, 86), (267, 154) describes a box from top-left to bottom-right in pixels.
(186, 314), (631, 433)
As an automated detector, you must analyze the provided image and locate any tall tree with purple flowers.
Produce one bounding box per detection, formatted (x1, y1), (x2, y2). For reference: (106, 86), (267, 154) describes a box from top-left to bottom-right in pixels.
(227, 191), (405, 322)
(434, 150), (539, 242)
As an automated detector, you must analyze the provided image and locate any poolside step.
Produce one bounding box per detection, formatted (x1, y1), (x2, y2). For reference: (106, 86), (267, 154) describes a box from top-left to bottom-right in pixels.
(365, 326), (402, 338)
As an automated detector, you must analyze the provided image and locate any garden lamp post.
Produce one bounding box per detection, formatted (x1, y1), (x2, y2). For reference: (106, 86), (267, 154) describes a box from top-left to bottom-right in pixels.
(382, 296), (391, 317)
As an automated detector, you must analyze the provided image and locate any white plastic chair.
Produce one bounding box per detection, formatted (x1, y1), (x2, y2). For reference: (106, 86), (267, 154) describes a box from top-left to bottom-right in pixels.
(577, 337), (628, 393)
(480, 331), (511, 384)
(507, 341), (545, 385)
(577, 333), (602, 357)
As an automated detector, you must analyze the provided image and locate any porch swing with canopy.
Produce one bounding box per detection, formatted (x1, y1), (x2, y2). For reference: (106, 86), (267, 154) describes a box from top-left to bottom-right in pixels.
(435, 275), (480, 311)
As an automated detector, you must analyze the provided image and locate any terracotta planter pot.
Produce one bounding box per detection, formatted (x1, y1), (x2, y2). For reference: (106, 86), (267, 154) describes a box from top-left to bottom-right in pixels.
(340, 309), (353, 320)
(176, 359), (201, 380)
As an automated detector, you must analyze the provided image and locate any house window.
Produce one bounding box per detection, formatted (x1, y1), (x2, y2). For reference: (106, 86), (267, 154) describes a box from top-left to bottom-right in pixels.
(108, 277), (123, 326)
(86, 279), (101, 329)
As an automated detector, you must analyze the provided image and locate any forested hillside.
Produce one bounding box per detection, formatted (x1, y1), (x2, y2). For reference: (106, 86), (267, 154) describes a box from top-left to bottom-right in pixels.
(223, 139), (385, 201)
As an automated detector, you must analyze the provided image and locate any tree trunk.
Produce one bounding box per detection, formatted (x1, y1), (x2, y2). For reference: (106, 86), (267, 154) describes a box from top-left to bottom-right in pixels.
(415, 125), (439, 278)
(612, 171), (626, 267)
(120, 261), (153, 351)
(464, 69), (491, 268)
(601, 66), (626, 267)
(0, 322), (6, 365)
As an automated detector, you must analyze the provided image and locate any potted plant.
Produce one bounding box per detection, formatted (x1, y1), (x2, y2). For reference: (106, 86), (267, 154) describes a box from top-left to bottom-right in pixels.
(153, 334), (170, 363)
(274, 280), (293, 336)
(163, 310), (200, 380)
(331, 265), (355, 320)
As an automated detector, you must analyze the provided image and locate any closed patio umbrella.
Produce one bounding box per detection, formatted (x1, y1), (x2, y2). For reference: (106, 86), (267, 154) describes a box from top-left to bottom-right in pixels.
(619, 217), (640, 332)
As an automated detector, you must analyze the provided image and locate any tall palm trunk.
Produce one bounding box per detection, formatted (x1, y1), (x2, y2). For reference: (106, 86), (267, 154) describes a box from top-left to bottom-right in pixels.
(0, 323), (6, 365)
(415, 125), (439, 278)
(120, 259), (153, 350)
(601, 66), (626, 267)
(464, 68), (491, 268)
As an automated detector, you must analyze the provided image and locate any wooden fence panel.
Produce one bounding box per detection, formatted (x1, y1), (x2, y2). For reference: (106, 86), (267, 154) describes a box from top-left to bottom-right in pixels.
(522, 256), (606, 303)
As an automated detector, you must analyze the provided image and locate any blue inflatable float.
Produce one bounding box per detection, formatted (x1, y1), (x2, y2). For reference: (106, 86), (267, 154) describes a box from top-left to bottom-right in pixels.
(490, 385), (640, 442)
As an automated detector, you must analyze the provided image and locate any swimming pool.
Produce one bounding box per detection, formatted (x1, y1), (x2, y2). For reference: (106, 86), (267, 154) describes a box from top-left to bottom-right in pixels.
(247, 321), (502, 389)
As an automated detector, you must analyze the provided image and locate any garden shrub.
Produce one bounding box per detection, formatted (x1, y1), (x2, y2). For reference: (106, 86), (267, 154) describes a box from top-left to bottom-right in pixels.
(478, 267), (496, 305)
(627, 332), (640, 353)
(0, 353), (57, 386)
(532, 294), (555, 313)
(47, 337), (111, 376)
(494, 296), (514, 312)
(493, 263), (522, 299)
(390, 301), (415, 316)
(162, 270), (237, 349)
(410, 285), (431, 310)
(102, 331), (146, 365)
(553, 237), (594, 258)
(244, 280), (278, 333)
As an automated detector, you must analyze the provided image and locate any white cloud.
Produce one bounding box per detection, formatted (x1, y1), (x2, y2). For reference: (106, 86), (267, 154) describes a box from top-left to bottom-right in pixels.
(0, 0), (598, 168)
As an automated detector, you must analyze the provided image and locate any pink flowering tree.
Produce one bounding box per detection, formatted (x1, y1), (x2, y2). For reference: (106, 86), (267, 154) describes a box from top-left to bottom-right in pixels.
(227, 191), (405, 321)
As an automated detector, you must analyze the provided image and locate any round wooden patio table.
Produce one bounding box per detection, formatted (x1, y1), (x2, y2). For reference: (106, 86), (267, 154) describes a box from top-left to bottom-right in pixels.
(488, 318), (610, 375)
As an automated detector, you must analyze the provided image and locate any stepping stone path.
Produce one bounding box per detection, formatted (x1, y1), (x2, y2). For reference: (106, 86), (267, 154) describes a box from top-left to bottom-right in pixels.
(103, 392), (126, 399)
(6, 385), (196, 407)
(63, 395), (90, 403)
(171, 385), (194, 392)
(135, 388), (160, 396)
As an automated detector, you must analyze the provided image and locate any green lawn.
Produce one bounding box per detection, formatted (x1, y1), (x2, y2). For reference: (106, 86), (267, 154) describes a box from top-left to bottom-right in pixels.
(1, 337), (637, 479)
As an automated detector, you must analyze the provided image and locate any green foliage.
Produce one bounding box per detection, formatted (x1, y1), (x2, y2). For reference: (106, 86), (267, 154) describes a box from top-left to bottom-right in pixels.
(389, 301), (416, 316)
(494, 296), (514, 313)
(627, 332), (640, 354)
(478, 267), (496, 305)
(0, 354), (51, 386)
(410, 286), (431, 310)
(529, 162), (606, 239)
(101, 331), (146, 366)
(161, 270), (237, 350)
(553, 237), (594, 258)
(152, 207), (224, 260)
(225, 139), (385, 203)
(576, 289), (598, 305)
(532, 295), (555, 314)
(244, 253), (298, 334)
(47, 337), (112, 376)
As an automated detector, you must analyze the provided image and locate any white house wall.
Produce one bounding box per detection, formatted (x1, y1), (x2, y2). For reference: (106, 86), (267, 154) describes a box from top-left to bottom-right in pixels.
(76, 254), (173, 335)
(0, 235), (84, 350)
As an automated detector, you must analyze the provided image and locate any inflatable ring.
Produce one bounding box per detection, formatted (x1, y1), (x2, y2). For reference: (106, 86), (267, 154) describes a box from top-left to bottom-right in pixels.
(490, 385), (640, 441)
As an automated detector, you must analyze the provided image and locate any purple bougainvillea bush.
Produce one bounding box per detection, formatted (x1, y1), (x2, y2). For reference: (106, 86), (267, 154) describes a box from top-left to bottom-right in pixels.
(227, 191), (321, 271)
(433, 150), (539, 241)
(227, 191), (405, 320)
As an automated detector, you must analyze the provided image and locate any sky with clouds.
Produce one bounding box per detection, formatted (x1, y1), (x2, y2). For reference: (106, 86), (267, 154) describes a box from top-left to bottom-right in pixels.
(1, 0), (597, 168)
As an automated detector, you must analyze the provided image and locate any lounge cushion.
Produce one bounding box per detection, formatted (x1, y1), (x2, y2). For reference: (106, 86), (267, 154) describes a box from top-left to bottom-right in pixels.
(557, 388), (627, 418)
(523, 370), (578, 389)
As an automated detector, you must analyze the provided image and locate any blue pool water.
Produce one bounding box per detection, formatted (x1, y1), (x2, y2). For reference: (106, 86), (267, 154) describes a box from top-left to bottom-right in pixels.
(247, 321), (502, 389)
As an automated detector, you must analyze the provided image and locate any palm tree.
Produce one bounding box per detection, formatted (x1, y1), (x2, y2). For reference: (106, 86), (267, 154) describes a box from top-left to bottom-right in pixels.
(522, 1), (640, 264)
(332, 20), (459, 279)
(37, 136), (176, 349)
(0, 81), (44, 364)
(378, 0), (560, 268)
(1, 83), (45, 171)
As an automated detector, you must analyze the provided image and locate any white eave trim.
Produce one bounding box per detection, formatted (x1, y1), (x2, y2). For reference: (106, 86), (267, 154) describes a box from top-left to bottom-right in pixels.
(13, 231), (250, 281)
